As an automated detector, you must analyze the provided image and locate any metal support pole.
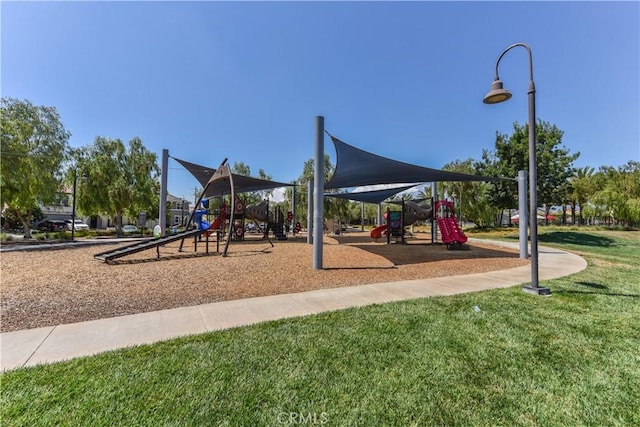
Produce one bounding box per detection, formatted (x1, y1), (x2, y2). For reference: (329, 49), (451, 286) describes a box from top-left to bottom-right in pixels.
(291, 181), (297, 236)
(518, 170), (528, 259)
(431, 182), (438, 243)
(159, 148), (169, 237)
(525, 79), (545, 293)
(313, 116), (324, 269)
(71, 169), (77, 241)
(361, 202), (365, 231)
(307, 180), (313, 244)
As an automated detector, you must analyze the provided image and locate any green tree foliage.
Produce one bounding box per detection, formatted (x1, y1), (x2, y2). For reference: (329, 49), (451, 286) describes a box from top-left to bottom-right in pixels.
(298, 154), (335, 185)
(230, 161), (275, 206)
(71, 136), (159, 234)
(416, 184), (433, 201)
(440, 159), (496, 228)
(478, 120), (579, 223)
(231, 161), (251, 177)
(291, 154), (340, 226)
(568, 166), (596, 225)
(586, 161), (640, 226)
(1, 206), (45, 231)
(476, 148), (514, 226)
(0, 98), (70, 237)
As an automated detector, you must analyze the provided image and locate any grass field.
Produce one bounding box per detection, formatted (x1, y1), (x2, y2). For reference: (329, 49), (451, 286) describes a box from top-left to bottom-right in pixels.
(1, 229), (639, 426)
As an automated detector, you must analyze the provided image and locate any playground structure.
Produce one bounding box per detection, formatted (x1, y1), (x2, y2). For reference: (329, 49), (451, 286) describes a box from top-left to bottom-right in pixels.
(370, 200), (433, 243)
(369, 199), (467, 249)
(95, 128), (490, 264)
(95, 158), (292, 263)
(370, 199), (434, 242)
(211, 197), (288, 243)
(193, 199), (227, 238)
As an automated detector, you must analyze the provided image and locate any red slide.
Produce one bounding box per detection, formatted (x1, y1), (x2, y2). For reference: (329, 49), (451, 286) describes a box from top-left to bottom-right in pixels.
(202, 217), (221, 238)
(370, 224), (387, 240)
(203, 208), (227, 237)
(210, 216), (223, 230)
(437, 217), (467, 245)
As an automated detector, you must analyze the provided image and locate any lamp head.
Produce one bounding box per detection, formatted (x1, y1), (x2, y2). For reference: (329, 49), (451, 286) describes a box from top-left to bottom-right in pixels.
(483, 79), (512, 104)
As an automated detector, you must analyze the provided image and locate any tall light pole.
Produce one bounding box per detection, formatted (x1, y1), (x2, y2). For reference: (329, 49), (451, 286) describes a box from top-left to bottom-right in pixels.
(483, 42), (550, 296)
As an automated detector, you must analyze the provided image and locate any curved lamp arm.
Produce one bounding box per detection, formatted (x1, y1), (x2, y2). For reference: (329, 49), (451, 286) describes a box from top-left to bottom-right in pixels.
(494, 42), (534, 82)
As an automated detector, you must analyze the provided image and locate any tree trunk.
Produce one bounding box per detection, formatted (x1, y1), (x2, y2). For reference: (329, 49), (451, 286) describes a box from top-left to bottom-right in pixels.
(577, 201), (582, 226)
(18, 212), (33, 239)
(22, 226), (33, 239)
(114, 213), (123, 236)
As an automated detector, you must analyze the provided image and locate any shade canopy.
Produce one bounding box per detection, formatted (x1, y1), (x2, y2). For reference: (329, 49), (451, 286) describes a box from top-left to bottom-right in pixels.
(324, 184), (418, 204)
(173, 157), (294, 198)
(324, 135), (498, 190)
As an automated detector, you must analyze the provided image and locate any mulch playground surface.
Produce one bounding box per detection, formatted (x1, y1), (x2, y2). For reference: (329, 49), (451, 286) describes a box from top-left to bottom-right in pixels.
(0, 232), (527, 332)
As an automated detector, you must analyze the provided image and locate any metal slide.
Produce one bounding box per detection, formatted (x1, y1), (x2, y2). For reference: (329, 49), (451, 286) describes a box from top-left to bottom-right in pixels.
(94, 228), (205, 263)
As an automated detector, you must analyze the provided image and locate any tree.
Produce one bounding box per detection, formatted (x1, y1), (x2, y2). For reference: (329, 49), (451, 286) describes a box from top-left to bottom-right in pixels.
(1, 206), (45, 231)
(569, 166), (595, 225)
(0, 98), (70, 237)
(71, 136), (159, 234)
(480, 120), (579, 224)
(416, 184), (433, 201)
(230, 161), (275, 205)
(293, 154), (336, 227)
(298, 154), (335, 185)
(230, 161), (250, 177)
(588, 161), (640, 226)
(440, 158), (496, 227)
(477, 142), (520, 225)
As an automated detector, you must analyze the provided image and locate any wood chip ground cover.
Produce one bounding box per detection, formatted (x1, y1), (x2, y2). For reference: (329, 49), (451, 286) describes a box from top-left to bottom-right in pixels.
(0, 232), (527, 332)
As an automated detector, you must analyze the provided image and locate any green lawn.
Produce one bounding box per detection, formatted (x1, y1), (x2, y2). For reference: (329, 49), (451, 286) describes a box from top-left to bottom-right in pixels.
(2, 229), (639, 426)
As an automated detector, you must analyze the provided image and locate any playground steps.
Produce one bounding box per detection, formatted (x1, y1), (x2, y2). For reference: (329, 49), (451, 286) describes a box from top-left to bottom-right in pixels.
(94, 228), (204, 262)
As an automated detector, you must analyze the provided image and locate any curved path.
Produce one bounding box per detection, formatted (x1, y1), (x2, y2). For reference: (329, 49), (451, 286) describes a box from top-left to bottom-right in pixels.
(1, 240), (587, 371)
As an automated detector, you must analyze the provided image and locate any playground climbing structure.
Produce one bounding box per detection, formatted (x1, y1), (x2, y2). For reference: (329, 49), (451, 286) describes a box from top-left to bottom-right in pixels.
(95, 157), (291, 263)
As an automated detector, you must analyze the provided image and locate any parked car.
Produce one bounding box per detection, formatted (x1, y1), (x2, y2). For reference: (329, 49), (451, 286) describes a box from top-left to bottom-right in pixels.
(35, 220), (68, 232)
(122, 225), (140, 234)
(64, 219), (90, 231)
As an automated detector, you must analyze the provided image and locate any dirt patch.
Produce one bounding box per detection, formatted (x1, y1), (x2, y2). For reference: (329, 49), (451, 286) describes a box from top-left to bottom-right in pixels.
(0, 232), (527, 332)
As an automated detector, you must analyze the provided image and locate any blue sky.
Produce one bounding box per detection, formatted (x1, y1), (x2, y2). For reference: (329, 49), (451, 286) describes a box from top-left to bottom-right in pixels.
(2, 1), (639, 200)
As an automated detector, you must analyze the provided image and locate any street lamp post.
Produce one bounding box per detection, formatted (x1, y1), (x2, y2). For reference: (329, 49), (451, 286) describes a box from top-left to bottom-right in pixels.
(483, 42), (550, 296)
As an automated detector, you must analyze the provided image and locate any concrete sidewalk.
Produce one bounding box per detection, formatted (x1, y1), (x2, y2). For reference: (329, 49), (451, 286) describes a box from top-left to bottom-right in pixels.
(1, 241), (587, 371)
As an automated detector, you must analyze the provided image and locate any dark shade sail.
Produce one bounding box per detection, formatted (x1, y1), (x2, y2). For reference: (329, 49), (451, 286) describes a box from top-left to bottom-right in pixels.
(324, 135), (498, 190)
(173, 157), (293, 197)
(324, 184), (418, 204)
(172, 157), (216, 188)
